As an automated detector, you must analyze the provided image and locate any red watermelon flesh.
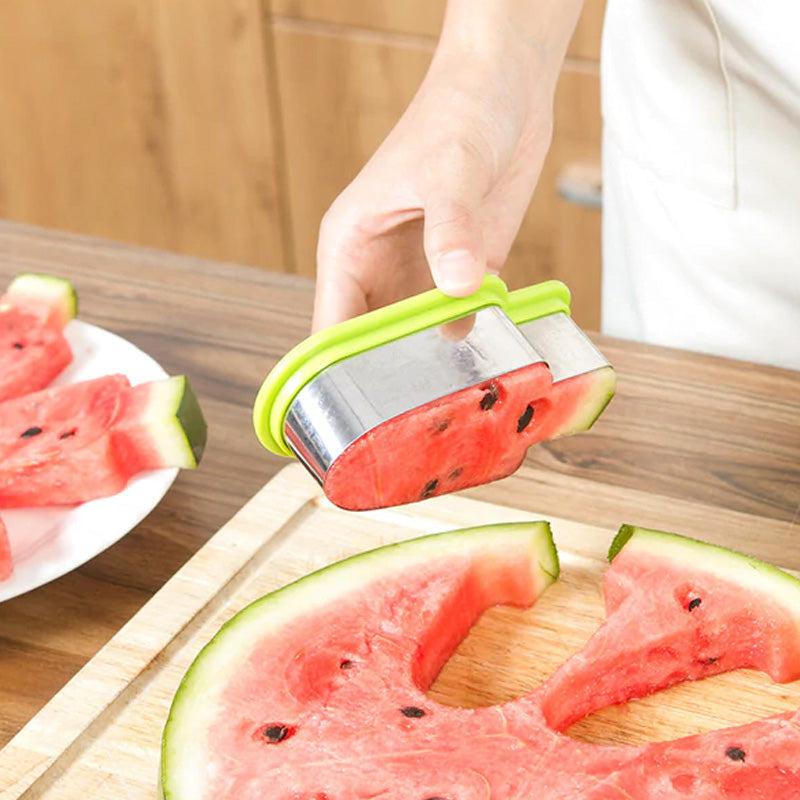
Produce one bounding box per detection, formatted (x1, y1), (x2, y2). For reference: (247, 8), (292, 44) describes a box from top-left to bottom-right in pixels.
(324, 363), (616, 510)
(0, 373), (207, 507)
(0, 517), (12, 581)
(0, 273), (76, 402)
(540, 525), (800, 731)
(161, 523), (800, 799)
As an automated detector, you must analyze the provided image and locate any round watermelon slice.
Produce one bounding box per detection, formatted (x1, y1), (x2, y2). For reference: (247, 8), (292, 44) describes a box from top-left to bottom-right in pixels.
(0, 373), (207, 507)
(0, 272), (77, 402)
(161, 523), (800, 799)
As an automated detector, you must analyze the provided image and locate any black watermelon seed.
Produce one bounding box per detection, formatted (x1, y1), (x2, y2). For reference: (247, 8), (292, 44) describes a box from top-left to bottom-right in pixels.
(700, 657), (719, 666)
(20, 426), (43, 438)
(687, 597), (702, 611)
(421, 479), (439, 499)
(339, 659), (354, 670)
(401, 706), (426, 718)
(434, 419), (450, 433)
(479, 385), (499, 411)
(12, 342), (24, 349)
(725, 747), (746, 762)
(516, 404), (534, 433)
(262, 724), (294, 743)
(448, 467), (463, 481)
(59, 429), (77, 440)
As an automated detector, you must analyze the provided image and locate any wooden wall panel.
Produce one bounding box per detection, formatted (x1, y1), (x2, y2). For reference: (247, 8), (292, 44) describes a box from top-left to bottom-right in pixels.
(0, 1), (604, 320)
(271, 23), (431, 277)
(0, 0), (288, 269)
(571, 0), (607, 60)
(504, 66), (602, 328)
(270, 0), (444, 39)
(271, 21), (601, 326)
(269, 0), (606, 60)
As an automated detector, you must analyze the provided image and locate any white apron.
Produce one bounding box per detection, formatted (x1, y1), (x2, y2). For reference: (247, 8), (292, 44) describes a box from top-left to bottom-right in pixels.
(601, 0), (800, 370)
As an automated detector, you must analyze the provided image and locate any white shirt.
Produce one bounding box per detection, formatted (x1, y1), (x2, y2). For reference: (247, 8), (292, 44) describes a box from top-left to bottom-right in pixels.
(601, 0), (800, 370)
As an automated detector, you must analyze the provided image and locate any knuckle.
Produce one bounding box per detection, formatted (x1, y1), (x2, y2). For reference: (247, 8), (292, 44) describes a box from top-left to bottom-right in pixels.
(426, 203), (474, 235)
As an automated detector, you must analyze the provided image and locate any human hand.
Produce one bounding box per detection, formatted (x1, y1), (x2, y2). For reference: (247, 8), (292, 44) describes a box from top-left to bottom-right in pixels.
(312, 21), (568, 332)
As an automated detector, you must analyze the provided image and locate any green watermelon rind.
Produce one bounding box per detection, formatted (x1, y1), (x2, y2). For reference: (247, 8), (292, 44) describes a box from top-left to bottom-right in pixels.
(7, 272), (78, 323)
(159, 521), (558, 800)
(609, 524), (800, 608)
(142, 376), (208, 468)
(578, 366), (617, 430)
(554, 365), (617, 438)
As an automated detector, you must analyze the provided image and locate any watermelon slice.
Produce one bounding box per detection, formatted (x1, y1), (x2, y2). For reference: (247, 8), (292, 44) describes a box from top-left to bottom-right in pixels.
(541, 525), (800, 731)
(324, 363), (616, 510)
(0, 374), (207, 507)
(0, 517), (12, 581)
(161, 523), (800, 799)
(0, 273), (77, 402)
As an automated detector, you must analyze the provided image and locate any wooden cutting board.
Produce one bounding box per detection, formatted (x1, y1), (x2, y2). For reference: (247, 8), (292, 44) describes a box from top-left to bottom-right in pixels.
(2, 464), (799, 798)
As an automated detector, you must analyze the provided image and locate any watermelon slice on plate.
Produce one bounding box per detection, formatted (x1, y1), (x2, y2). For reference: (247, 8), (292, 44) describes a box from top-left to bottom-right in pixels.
(0, 317), (205, 603)
(0, 272), (77, 402)
(0, 373), (206, 508)
(161, 523), (800, 799)
(0, 517), (12, 581)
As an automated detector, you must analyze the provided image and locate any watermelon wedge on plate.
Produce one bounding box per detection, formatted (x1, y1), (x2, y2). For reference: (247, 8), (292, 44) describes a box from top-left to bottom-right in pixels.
(0, 373), (206, 508)
(0, 517), (12, 581)
(161, 523), (800, 799)
(0, 308), (207, 603)
(0, 272), (77, 402)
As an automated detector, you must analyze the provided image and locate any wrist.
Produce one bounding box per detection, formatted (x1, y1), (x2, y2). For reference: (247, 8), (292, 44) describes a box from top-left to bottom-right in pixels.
(436, 0), (582, 99)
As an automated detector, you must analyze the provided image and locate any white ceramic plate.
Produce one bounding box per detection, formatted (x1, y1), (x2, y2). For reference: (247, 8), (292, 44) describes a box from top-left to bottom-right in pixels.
(0, 320), (178, 602)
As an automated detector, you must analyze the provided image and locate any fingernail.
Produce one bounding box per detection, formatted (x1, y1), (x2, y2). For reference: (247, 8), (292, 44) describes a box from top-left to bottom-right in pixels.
(434, 249), (479, 295)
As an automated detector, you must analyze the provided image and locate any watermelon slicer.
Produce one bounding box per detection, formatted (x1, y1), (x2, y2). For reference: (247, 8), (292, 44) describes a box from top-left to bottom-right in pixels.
(253, 276), (615, 509)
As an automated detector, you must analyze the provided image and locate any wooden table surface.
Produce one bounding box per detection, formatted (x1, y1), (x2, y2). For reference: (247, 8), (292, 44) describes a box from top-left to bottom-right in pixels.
(0, 221), (798, 748)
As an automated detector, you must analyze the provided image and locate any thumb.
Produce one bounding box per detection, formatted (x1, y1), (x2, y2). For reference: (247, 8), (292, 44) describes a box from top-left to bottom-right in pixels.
(423, 156), (488, 297)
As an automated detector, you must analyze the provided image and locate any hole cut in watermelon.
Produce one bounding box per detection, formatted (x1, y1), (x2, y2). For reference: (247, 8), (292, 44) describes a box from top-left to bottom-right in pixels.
(564, 668), (800, 747)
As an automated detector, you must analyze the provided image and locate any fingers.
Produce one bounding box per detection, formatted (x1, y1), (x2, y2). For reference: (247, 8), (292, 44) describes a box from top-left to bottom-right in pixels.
(439, 313), (476, 342)
(313, 199), (368, 332)
(311, 265), (369, 333)
(425, 201), (486, 297)
(423, 145), (490, 298)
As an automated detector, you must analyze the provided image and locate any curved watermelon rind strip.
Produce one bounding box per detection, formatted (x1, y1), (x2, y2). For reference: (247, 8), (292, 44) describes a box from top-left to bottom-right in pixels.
(6, 272), (78, 328)
(140, 375), (208, 469)
(159, 521), (557, 800)
(609, 524), (800, 612)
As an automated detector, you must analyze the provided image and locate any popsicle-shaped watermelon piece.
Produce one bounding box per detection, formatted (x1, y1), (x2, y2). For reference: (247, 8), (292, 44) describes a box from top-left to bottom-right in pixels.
(0, 273), (77, 402)
(0, 374), (207, 508)
(324, 362), (615, 510)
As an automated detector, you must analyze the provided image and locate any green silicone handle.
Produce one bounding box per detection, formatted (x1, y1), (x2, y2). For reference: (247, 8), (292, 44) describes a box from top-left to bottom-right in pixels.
(253, 276), (570, 456)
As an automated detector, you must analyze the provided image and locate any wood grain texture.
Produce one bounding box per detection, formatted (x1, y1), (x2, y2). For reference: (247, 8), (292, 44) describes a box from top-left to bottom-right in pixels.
(0, 221), (798, 751)
(271, 19), (430, 276)
(0, 0), (288, 269)
(1, 465), (798, 797)
(269, 0), (607, 60)
(271, 22), (602, 325)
